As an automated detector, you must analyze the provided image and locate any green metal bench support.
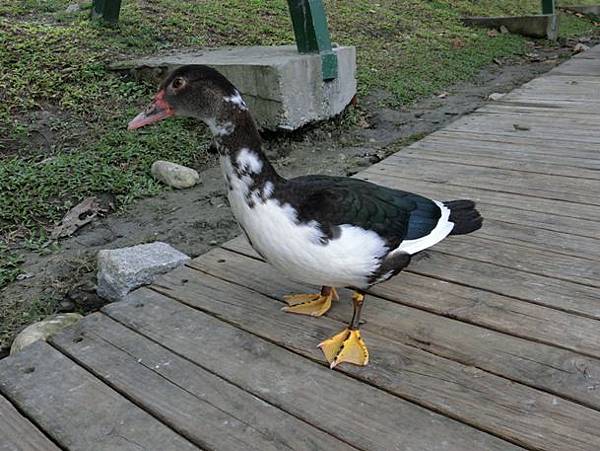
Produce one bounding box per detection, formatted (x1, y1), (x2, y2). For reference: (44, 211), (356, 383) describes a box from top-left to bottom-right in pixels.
(541, 0), (556, 15)
(91, 0), (122, 24)
(286, 0), (338, 80)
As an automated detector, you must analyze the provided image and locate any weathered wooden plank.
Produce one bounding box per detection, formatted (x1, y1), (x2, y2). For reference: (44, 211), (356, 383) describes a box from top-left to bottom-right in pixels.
(482, 98), (600, 113)
(0, 341), (198, 451)
(223, 235), (600, 322)
(359, 171), (600, 226)
(0, 393), (60, 451)
(510, 78), (600, 96)
(449, 109), (600, 130)
(369, 156), (600, 205)
(479, 108), (600, 125)
(476, 204), (600, 240)
(445, 115), (600, 143)
(104, 288), (519, 451)
(467, 218), (600, 261)
(479, 102), (600, 119)
(431, 234), (600, 288)
(50, 313), (356, 451)
(146, 269), (600, 451)
(395, 143), (600, 178)
(549, 58), (600, 76)
(432, 129), (600, 154)
(188, 246), (600, 410)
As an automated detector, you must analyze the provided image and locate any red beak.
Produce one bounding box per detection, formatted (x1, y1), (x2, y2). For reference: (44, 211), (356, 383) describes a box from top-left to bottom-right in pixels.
(128, 90), (175, 130)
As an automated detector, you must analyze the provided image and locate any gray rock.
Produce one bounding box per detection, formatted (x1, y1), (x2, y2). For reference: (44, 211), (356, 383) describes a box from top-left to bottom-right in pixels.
(65, 3), (80, 13)
(151, 160), (200, 189)
(574, 43), (590, 54)
(11, 313), (83, 355)
(97, 242), (190, 302)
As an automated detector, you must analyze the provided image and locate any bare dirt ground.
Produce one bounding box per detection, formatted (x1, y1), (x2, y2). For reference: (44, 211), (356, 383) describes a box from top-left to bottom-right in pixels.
(0, 41), (589, 356)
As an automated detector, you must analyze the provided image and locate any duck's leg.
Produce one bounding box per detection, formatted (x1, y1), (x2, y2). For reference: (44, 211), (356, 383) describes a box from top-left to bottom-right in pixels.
(282, 286), (338, 317)
(318, 291), (369, 368)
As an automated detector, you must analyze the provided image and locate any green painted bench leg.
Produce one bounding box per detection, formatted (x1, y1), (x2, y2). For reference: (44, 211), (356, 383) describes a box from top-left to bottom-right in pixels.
(91, 0), (122, 24)
(287, 0), (338, 80)
(541, 0), (555, 15)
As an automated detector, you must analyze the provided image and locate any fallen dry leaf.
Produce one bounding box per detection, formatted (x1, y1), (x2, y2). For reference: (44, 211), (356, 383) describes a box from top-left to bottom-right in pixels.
(51, 196), (108, 240)
(451, 37), (464, 49)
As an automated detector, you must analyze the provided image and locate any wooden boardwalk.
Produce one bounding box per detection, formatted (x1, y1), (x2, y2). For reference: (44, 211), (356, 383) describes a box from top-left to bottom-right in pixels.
(2, 47), (600, 451)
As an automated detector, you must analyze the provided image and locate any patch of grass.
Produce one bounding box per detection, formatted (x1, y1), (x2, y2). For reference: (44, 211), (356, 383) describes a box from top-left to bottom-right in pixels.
(0, 245), (24, 288)
(0, 294), (62, 349)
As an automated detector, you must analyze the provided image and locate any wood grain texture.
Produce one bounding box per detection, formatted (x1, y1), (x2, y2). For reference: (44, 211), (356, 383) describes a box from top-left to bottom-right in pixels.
(50, 313), (357, 451)
(103, 288), (518, 451)
(0, 393), (60, 451)
(192, 245), (600, 409)
(0, 341), (198, 451)
(393, 142), (600, 178)
(148, 266), (600, 451)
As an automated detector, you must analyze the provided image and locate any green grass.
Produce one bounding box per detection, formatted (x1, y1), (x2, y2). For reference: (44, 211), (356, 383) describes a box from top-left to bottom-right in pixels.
(1, 0), (599, 264)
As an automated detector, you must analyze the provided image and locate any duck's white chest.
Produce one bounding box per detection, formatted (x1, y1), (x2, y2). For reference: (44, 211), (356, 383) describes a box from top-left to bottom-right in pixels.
(221, 157), (388, 288)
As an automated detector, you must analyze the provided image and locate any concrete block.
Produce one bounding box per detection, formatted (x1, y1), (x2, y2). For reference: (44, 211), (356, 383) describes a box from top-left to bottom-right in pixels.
(462, 15), (558, 40)
(112, 45), (357, 131)
(97, 242), (190, 302)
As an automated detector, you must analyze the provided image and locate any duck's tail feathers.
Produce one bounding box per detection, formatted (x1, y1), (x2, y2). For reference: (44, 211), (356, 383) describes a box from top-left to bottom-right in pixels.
(444, 200), (483, 235)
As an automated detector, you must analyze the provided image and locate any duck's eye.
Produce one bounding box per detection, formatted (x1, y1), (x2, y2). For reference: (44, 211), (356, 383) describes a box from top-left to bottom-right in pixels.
(171, 77), (185, 90)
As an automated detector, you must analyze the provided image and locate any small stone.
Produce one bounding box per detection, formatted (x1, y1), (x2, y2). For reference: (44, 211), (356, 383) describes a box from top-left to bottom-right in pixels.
(487, 29), (499, 38)
(97, 242), (190, 302)
(58, 300), (76, 313)
(574, 43), (590, 54)
(488, 92), (506, 101)
(11, 313), (83, 355)
(65, 3), (80, 13)
(151, 161), (200, 189)
(499, 25), (509, 34)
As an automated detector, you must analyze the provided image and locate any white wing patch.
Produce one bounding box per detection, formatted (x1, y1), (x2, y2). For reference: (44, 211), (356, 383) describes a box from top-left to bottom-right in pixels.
(224, 91), (247, 110)
(393, 200), (454, 255)
(236, 148), (263, 174)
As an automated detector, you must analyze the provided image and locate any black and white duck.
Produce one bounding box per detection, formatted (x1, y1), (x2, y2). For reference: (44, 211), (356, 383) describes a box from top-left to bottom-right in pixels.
(128, 65), (483, 368)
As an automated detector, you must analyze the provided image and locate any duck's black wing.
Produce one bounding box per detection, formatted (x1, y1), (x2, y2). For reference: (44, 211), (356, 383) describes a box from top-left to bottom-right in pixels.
(278, 175), (442, 250)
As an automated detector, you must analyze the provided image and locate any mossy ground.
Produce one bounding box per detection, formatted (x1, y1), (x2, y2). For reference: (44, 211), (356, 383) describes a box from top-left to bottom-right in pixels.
(0, 1), (598, 343)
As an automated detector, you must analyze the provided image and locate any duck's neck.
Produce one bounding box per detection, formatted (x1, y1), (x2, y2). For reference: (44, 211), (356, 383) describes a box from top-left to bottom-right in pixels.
(208, 107), (284, 187)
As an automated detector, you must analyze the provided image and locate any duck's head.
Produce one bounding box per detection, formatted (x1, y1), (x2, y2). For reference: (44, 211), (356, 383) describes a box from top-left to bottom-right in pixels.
(128, 64), (247, 131)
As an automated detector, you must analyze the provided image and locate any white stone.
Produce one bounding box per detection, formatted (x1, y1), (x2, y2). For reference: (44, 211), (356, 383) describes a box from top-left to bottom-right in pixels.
(151, 160), (200, 189)
(65, 3), (80, 13)
(574, 43), (590, 54)
(488, 92), (506, 101)
(11, 313), (83, 355)
(97, 242), (190, 302)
